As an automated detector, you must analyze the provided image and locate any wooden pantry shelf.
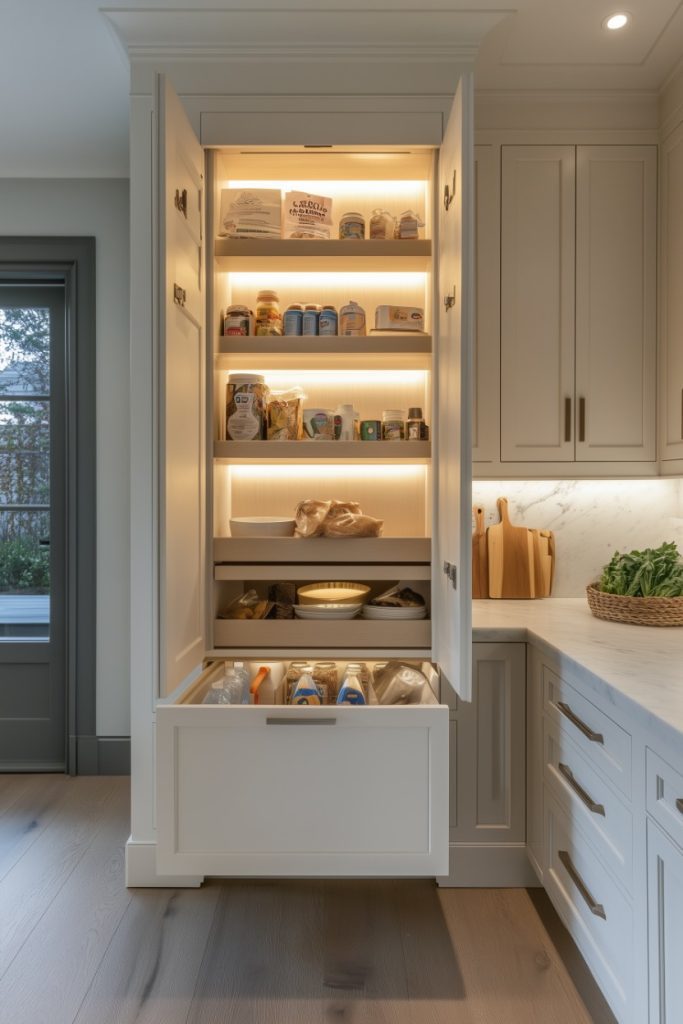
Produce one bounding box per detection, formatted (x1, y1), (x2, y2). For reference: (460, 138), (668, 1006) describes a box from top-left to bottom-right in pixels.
(214, 563), (431, 581)
(213, 440), (431, 463)
(215, 334), (432, 370)
(214, 238), (431, 272)
(213, 617), (431, 650)
(213, 537), (431, 564)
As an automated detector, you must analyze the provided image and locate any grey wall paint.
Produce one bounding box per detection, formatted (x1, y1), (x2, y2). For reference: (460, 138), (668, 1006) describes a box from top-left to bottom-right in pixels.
(0, 179), (130, 736)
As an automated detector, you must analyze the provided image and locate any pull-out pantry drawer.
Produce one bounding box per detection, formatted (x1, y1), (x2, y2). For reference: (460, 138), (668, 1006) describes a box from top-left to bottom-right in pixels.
(156, 697), (448, 878)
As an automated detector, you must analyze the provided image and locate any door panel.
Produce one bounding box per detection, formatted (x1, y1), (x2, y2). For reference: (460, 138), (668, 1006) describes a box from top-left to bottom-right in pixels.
(660, 125), (683, 462)
(472, 144), (500, 464)
(433, 73), (473, 701)
(501, 146), (575, 462)
(157, 76), (206, 695)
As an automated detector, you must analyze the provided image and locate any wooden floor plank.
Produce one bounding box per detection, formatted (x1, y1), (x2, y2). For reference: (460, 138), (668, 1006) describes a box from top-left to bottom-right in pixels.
(0, 777), (119, 979)
(73, 884), (221, 1024)
(0, 779), (131, 1024)
(0, 774), (69, 881)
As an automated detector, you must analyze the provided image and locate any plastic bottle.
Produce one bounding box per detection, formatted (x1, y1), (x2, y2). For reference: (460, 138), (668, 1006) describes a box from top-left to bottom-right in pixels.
(255, 290), (282, 335)
(232, 661), (251, 704)
(290, 666), (321, 705)
(202, 680), (231, 705)
(339, 300), (366, 337)
(318, 305), (338, 336)
(337, 673), (366, 705)
(302, 304), (320, 336)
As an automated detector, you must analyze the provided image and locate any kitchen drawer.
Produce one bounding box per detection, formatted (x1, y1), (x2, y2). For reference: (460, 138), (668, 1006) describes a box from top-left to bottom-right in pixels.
(544, 718), (633, 894)
(545, 793), (633, 1021)
(543, 665), (632, 798)
(646, 748), (683, 851)
(156, 666), (448, 878)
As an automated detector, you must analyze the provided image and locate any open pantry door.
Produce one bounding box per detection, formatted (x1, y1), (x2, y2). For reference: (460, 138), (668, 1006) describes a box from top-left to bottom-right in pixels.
(157, 76), (206, 695)
(432, 73), (474, 702)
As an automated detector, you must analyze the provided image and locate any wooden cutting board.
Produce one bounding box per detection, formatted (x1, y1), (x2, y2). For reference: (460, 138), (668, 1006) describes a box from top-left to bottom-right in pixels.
(472, 505), (488, 599)
(531, 529), (555, 598)
(488, 497), (535, 599)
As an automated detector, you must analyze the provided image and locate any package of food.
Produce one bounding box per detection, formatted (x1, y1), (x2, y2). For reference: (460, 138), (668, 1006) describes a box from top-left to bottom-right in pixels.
(295, 499), (382, 538)
(374, 305), (425, 332)
(369, 584), (425, 607)
(218, 589), (273, 621)
(267, 388), (304, 441)
(283, 191), (333, 240)
(268, 582), (297, 619)
(294, 499), (332, 537)
(372, 661), (427, 705)
(323, 512), (384, 538)
(218, 189), (282, 239)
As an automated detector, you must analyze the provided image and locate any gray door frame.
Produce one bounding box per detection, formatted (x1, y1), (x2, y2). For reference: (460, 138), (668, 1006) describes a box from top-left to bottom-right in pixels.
(0, 237), (96, 774)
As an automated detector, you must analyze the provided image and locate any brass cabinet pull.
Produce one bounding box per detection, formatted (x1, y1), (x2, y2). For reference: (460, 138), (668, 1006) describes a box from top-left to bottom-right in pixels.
(558, 762), (605, 816)
(564, 397), (571, 442)
(579, 397), (586, 443)
(676, 798), (683, 815)
(174, 188), (188, 218)
(266, 717), (337, 726)
(680, 389), (683, 440)
(443, 287), (456, 311)
(173, 283), (186, 307)
(443, 170), (456, 211)
(557, 701), (604, 744)
(558, 850), (606, 919)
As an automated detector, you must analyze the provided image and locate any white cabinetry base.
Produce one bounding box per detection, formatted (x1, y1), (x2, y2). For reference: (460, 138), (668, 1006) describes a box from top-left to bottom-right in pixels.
(125, 838), (204, 888)
(438, 842), (542, 887)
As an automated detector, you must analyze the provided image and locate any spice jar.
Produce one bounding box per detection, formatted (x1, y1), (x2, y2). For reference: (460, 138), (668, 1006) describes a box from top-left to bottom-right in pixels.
(395, 210), (425, 240)
(382, 409), (406, 441)
(255, 290), (282, 335)
(339, 211), (365, 240)
(223, 304), (252, 336)
(369, 209), (394, 240)
(406, 406), (426, 440)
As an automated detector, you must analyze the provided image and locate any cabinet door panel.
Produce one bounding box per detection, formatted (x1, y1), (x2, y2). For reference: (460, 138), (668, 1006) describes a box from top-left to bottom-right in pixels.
(660, 124), (683, 462)
(501, 146), (575, 462)
(576, 146), (656, 462)
(472, 144), (499, 464)
(647, 819), (683, 1024)
(433, 73), (473, 701)
(158, 76), (206, 695)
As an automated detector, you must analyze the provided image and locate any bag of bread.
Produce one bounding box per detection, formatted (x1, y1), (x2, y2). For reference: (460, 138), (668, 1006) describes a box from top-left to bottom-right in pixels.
(323, 512), (383, 538)
(267, 388), (304, 440)
(294, 499), (332, 537)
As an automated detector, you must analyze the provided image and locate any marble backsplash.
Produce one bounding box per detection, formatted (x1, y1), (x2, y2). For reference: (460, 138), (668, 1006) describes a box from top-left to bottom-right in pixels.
(472, 479), (683, 597)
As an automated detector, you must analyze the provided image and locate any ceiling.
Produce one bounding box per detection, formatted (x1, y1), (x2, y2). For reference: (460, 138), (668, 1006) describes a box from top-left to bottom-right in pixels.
(1, 0), (682, 178)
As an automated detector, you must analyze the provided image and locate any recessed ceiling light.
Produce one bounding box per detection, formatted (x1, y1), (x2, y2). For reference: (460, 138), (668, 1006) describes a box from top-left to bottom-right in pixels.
(603, 12), (631, 30)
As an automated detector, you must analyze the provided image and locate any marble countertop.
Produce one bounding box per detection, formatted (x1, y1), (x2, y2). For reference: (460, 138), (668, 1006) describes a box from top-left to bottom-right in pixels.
(473, 599), (683, 746)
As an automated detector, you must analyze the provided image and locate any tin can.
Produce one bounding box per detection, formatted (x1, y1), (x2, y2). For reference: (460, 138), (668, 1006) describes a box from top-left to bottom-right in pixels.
(283, 304), (304, 335)
(318, 305), (338, 335)
(361, 419), (381, 441)
(302, 304), (320, 336)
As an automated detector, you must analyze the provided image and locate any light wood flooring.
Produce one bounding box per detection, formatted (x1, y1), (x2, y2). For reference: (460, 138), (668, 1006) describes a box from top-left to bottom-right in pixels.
(0, 775), (611, 1024)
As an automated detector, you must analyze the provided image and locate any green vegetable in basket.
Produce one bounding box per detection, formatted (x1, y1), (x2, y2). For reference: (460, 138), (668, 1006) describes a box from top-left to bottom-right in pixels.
(599, 541), (683, 598)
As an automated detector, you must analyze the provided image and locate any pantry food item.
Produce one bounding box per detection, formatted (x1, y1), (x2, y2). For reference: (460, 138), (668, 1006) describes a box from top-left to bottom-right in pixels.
(226, 373), (267, 440)
(318, 305), (338, 335)
(335, 404), (358, 441)
(228, 517), (295, 538)
(324, 512), (383, 538)
(369, 209), (395, 239)
(218, 188), (281, 239)
(218, 590), (272, 620)
(382, 409), (405, 441)
(339, 211), (365, 239)
(268, 581), (297, 619)
(339, 300), (366, 336)
(286, 661), (331, 704)
(406, 407), (426, 440)
(369, 584), (425, 608)
(267, 388), (304, 440)
(283, 304), (304, 336)
(302, 408), (336, 440)
(297, 581), (370, 605)
(337, 672), (366, 705)
(223, 304), (253, 336)
(284, 191), (333, 239)
(294, 498), (383, 538)
(255, 290), (282, 336)
(291, 667), (322, 706)
(374, 305), (425, 332)
(395, 210), (425, 239)
(302, 304), (320, 336)
(372, 661), (427, 705)
(361, 419), (381, 441)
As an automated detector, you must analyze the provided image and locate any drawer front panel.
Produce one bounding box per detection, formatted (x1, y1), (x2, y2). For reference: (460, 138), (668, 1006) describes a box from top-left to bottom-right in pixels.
(543, 665), (632, 798)
(646, 748), (683, 851)
(157, 704), (448, 877)
(544, 719), (633, 892)
(545, 795), (633, 1021)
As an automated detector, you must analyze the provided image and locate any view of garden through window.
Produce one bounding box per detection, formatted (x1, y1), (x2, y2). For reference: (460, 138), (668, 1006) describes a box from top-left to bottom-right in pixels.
(0, 305), (50, 638)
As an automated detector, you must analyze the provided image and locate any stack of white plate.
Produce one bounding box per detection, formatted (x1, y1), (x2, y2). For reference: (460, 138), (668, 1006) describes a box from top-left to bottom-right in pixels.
(362, 605), (427, 620)
(294, 603), (363, 620)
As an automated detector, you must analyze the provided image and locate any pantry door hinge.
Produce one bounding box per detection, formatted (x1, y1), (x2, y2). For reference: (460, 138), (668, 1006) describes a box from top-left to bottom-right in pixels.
(174, 188), (188, 218)
(443, 170), (456, 211)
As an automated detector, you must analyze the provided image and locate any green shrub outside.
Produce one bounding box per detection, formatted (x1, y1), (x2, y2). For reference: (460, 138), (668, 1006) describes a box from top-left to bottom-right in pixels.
(0, 538), (49, 592)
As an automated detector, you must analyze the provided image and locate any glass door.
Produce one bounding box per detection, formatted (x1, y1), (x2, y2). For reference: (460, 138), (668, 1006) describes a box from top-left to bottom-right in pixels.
(0, 284), (67, 770)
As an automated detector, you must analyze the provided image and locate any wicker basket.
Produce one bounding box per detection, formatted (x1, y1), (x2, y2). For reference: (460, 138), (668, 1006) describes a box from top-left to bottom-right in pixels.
(586, 583), (683, 627)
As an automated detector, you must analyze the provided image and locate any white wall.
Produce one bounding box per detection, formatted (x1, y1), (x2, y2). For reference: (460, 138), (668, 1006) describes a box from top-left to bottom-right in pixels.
(472, 479), (683, 597)
(0, 179), (130, 736)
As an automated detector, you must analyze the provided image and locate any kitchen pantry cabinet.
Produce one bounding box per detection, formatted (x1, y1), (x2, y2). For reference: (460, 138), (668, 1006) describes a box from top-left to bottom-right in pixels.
(483, 144), (657, 471)
(127, 75), (474, 886)
(659, 120), (683, 467)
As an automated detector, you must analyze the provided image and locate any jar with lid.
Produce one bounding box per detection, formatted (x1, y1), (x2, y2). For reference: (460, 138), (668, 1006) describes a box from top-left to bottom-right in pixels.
(395, 211), (425, 240)
(302, 304), (320, 336)
(339, 300), (366, 337)
(406, 406), (426, 440)
(318, 304), (338, 336)
(339, 211), (365, 240)
(223, 304), (252, 336)
(226, 373), (268, 440)
(283, 303), (304, 336)
(255, 290), (282, 335)
(382, 409), (406, 441)
(369, 209), (395, 240)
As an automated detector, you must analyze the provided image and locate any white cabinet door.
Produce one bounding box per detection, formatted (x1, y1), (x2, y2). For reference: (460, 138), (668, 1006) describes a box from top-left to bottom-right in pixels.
(157, 76), (207, 695)
(527, 646), (545, 880)
(647, 819), (683, 1024)
(575, 146), (656, 462)
(500, 146), (575, 462)
(433, 74), (474, 702)
(660, 123), (683, 464)
(472, 144), (499, 464)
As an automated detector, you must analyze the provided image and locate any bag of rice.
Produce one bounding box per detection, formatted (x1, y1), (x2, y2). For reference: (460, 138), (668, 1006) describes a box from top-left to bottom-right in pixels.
(218, 189), (281, 239)
(283, 191), (333, 240)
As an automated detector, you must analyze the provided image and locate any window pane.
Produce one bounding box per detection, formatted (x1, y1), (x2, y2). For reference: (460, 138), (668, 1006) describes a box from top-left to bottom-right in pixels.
(0, 400), (49, 505)
(0, 307), (50, 395)
(0, 510), (49, 639)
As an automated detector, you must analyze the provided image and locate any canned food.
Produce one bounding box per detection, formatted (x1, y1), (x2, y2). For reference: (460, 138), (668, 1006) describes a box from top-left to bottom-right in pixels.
(226, 373), (267, 441)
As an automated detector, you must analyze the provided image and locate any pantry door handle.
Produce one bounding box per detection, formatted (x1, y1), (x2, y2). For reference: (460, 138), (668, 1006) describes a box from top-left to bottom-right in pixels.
(443, 287), (456, 311)
(443, 170), (456, 211)
(579, 397), (586, 443)
(564, 398), (571, 442)
(557, 701), (604, 744)
(680, 389), (683, 440)
(174, 188), (188, 218)
(676, 798), (683, 815)
(558, 850), (606, 919)
(266, 717), (337, 726)
(558, 763), (605, 816)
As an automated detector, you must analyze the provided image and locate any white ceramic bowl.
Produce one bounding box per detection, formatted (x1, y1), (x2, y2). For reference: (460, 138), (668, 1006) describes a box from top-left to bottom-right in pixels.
(297, 582), (370, 606)
(229, 517), (296, 538)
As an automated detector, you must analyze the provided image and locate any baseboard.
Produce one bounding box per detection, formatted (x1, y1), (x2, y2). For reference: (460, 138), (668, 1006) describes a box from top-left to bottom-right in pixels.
(125, 838), (204, 888)
(73, 735), (131, 775)
(438, 843), (542, 887)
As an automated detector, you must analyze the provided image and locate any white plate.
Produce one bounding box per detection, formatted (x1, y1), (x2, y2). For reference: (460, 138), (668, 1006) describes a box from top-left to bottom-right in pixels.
(362, 604), (427, 620)
(229, 517), (295, 537)
(294, 603), (363, 620)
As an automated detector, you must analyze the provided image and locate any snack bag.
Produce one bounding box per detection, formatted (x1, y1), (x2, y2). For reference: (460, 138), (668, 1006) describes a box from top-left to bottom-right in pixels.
(283, 192), (333, 240)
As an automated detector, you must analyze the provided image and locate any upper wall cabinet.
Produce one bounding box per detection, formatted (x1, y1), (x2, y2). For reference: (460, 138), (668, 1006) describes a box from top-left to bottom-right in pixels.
(476, 144), (657, 475)
(660, 122), (683, 468)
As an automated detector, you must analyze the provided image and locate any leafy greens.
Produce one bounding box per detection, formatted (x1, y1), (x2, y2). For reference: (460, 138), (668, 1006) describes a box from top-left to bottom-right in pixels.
(599, 541), (683, 598)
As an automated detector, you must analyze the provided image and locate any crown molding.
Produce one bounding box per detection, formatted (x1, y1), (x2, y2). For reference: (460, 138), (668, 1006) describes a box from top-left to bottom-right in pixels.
(127, 42), (480, 63)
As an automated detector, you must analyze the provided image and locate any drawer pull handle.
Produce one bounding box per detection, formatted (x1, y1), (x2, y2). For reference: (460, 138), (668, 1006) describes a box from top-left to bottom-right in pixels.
(558, 762), (605, 816)
(266, 716), (337, 726)
(557, 701), (604, 744)
(564, 397), (571, 442)
(676, 798), (683, 815)
(579, 396), (586, 443)
(558, 850), (606, 920)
